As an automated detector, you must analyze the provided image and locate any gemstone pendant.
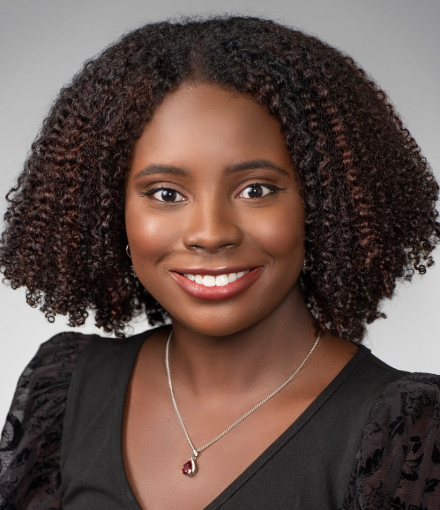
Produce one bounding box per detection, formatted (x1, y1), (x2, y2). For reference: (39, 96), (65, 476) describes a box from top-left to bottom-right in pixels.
(182, 454), (197, 476)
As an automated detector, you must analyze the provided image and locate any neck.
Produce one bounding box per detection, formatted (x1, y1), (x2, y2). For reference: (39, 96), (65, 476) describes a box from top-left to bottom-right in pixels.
(167, 289), (319, 398)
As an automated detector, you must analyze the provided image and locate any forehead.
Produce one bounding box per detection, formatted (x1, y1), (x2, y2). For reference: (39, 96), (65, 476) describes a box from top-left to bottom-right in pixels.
(131, 82), (290, 168)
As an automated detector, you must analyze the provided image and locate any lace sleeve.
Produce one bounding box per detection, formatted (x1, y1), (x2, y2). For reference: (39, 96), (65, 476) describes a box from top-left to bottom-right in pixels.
(342, 373), (440, 510)
(0, 332), (91, 510)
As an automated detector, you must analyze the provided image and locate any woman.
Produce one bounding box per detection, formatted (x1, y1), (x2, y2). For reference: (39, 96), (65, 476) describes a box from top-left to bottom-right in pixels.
(0, 16), (439, 510)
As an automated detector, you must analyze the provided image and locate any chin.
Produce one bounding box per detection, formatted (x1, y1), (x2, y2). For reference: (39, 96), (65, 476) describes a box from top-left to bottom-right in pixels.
(170, 313), (261, 339)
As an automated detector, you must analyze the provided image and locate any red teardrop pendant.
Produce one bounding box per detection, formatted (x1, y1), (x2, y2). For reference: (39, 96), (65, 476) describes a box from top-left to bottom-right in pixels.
(182, 456), (197, 476)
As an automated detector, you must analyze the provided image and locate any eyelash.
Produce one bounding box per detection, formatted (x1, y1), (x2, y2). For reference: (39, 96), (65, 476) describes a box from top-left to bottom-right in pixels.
(143, 183), (284, 203)
(144, 187), (186, 203)
(238, 183), (283, 199)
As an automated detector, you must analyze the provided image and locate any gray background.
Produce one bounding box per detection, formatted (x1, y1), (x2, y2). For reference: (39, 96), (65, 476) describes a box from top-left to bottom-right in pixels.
(1, 0), (439, 423)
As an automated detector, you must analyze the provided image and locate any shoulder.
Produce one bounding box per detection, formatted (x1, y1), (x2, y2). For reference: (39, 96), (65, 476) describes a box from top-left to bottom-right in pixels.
(0, 328), (155, 509)
(368, 372), (440, 437)
(60, 327), (154, 413)
(342, 371), (440, 509)
(21, 331), (94, 377)
(59, 328), (155, 468)
(0, 332), (93, 509)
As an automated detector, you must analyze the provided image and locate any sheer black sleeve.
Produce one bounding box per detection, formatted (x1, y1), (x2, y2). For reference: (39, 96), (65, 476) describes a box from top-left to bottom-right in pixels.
(342, 373), (440, 510)
(0, 333), (91, 510)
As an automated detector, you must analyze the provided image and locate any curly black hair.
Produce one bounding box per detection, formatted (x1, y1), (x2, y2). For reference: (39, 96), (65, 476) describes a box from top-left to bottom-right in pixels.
(1, 16), (439, 341)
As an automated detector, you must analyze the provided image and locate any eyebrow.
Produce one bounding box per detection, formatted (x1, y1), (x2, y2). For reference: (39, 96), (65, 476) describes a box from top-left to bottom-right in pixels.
(133, 159), (290, 179)
(134, 164), (189, 179)
(225, 159), (290, 177)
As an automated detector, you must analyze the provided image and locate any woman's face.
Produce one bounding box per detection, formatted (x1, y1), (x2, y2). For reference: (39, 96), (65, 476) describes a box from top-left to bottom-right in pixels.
(125, 82), (306, 336)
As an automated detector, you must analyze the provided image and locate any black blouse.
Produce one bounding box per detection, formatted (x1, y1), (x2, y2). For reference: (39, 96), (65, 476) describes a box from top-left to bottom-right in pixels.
(0, 330), (439, 509)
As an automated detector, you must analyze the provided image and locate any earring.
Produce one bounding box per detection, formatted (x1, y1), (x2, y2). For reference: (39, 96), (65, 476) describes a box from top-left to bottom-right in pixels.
(126, 245), (136, 277)
(302, 258), (311, 272)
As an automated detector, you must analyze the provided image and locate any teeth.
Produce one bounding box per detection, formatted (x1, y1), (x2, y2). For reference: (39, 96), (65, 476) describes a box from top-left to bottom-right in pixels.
(183, 270), (250, 287)
(203, 275), (216, 287)
(215, 275), (229, 286)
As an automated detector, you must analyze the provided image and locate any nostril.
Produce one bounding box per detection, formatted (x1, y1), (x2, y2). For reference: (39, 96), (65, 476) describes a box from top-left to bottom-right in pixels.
(187, 241), (239, 252)
(183, 215), (244, 252)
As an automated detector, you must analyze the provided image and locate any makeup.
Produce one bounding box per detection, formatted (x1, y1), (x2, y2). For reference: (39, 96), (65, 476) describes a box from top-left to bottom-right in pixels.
(170, 267), (263, 301)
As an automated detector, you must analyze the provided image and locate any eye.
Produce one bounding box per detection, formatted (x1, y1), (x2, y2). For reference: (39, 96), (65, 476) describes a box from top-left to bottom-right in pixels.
(238, 183), (277, 199)
(146, 187), (186, 203)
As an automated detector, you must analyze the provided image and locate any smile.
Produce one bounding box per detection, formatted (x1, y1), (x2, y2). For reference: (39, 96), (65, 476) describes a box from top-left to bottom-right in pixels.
(182, 271), (250, 287)
(170, 267), (263, 301)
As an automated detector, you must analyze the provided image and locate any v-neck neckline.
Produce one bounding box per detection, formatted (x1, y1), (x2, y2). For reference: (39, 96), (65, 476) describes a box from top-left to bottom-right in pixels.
(111, 328), (367, 510)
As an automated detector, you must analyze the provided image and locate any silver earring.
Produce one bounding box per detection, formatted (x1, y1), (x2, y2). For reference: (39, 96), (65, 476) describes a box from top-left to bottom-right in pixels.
(302, 258), (311, 272)
(126, 245), (136, 277)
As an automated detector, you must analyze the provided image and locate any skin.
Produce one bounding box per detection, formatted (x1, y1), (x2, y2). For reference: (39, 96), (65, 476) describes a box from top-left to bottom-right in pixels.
(124, 82), (357, 510)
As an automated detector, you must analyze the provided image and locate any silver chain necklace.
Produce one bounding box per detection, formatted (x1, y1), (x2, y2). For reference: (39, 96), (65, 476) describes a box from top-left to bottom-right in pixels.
(165, 330), (321, 476)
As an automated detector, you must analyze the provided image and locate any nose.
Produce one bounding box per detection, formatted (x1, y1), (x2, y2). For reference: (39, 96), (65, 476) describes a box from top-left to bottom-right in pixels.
(182, 198), (243, 253)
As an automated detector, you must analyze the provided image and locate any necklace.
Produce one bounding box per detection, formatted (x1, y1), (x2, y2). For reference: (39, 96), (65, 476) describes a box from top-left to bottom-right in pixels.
(165, 330), (321, 476)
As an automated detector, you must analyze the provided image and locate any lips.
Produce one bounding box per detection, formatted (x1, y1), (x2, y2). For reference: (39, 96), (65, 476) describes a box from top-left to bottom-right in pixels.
(170, 267), (263, 301)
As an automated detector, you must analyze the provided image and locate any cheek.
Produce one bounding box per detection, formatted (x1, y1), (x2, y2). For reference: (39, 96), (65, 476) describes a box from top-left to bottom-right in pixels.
(247, 203), (305, 261)
(125, 204), (177, 262)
